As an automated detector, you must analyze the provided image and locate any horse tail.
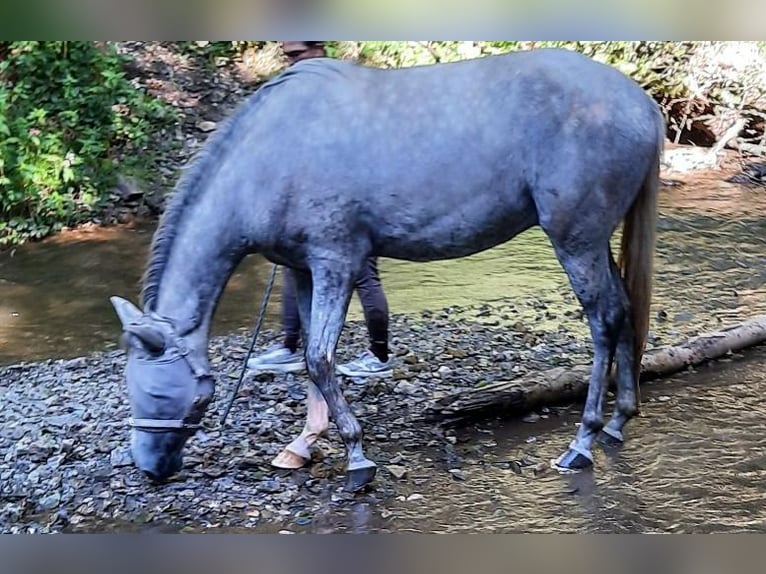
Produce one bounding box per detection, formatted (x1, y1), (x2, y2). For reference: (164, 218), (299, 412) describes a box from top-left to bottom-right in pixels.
(618, 116), (663, 407)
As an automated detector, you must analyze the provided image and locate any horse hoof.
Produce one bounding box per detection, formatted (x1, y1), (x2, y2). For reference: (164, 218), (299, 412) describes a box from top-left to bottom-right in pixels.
(553, 448), (593, 472)
(344, 462), (377, 492)
(597, 428), (624, 449)
(271, 449), (310, 469)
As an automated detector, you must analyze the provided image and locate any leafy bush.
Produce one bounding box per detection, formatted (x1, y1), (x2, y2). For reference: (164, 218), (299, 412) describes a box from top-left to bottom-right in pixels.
(0, 41), (175, 246)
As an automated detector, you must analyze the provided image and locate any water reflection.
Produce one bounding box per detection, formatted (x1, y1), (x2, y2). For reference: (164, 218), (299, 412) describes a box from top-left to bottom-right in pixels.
(0, 223), (282, 364)
(1, 171), (765, 364)
(302, 347), (766, 534)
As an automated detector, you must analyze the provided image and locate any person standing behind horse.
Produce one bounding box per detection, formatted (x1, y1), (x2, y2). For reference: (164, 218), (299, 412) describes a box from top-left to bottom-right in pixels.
(247, 41), (394, 378)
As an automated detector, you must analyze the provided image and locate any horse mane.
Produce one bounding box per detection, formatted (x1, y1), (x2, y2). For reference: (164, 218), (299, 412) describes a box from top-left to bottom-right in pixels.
(140, 61), (343, 311)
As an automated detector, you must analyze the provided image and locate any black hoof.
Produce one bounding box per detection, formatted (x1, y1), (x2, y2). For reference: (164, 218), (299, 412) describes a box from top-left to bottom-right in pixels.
(597, 429), (624, 449)
(344, 464), (377, 492)
(553, 448), (593, 471)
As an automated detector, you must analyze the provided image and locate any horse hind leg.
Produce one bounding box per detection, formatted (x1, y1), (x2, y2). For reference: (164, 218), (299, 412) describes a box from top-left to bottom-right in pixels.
(272, 270), (331, 469)
(550, 242), (629, 470)
(598, 256), (640, 446)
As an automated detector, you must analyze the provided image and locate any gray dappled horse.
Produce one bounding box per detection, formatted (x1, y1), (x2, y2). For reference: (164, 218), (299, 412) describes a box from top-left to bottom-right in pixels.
(111, 47), (664, 491)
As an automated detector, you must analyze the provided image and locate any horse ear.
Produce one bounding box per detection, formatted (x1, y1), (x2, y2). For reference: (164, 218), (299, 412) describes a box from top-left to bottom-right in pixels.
(125, 323), (166, 353)
(110, 296), (142, 328)
(110, 296), (167, 353)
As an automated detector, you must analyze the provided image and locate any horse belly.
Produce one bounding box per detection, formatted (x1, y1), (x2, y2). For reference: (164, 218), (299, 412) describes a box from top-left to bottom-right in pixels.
(372, 196), (538, 262)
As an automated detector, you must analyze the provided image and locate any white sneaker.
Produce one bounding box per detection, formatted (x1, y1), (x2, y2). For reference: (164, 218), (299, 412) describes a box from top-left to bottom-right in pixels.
(336, 350), (393, 378)
(247, 344), (306, 373)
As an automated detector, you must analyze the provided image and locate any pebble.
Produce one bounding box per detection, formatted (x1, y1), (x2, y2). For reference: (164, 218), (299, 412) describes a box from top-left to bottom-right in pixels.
(38, 492), (61, 511)
(448, 469), (467, 481)
(258, 480), (282, 494)
(386, 465), (408, 480)
(110, 447), (133, 468)
(394, 381), (418, 395)
(196, 120), (217, 132)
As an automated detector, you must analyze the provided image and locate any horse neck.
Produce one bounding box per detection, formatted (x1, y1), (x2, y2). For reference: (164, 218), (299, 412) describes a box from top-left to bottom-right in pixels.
(153, 206), (247, 350)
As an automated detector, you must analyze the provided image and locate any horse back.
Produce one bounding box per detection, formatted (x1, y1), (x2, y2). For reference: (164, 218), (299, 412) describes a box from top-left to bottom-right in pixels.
(232, 49), (663, 262)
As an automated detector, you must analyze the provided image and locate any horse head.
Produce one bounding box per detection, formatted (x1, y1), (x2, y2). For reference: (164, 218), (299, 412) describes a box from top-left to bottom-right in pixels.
(110, 296), (214, 482)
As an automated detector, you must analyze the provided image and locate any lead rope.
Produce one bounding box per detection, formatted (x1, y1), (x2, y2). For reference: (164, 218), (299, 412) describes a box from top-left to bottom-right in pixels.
(219, 263), (278, 426)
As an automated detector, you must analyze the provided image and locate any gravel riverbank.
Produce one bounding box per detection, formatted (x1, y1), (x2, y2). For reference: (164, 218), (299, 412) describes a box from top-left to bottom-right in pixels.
(1, 301), (595, 534)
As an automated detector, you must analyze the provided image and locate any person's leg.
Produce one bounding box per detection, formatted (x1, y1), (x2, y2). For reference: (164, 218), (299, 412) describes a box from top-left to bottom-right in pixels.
(357, 257), (390, 362)
(336, 257), (394, 377)
(247, 267), (306, 373)
(281, 268), (301, 352)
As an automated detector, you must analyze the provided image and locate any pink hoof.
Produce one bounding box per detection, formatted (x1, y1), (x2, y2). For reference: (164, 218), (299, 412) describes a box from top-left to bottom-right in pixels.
(271, 448), (310, 469)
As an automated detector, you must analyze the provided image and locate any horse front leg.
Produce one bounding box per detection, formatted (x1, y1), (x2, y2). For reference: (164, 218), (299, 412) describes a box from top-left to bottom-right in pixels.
(272, 270), (331, 469)
(305, 265), (377, 492)
(272, 381), (329, 468)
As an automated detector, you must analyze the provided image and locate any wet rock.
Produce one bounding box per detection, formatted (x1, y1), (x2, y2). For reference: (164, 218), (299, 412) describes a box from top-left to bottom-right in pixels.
(674, 311), (695, 323)
(45, 414), (82, 428)
(62, 358), (88, 370)
(386, 465), (408, 480)
(201, 467), (227, 479)
(522, 412), (541, 423)
(110, 447), (132, 468)
(446, 347), (467, 359)
(258, 479), (282, 494)
(116, 210), (134, 224)
(196, 120), (217, 132)
(38, 491), (61, 511)
(394, 381), (418, 395)
(448, 469), (466, 481)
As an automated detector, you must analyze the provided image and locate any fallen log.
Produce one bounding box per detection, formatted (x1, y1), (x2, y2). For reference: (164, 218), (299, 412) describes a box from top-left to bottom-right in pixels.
(425, 315), (766, 425)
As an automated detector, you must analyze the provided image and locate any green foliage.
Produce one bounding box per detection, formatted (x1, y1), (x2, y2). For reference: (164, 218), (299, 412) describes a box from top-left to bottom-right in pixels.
(0, 41), (175, 247)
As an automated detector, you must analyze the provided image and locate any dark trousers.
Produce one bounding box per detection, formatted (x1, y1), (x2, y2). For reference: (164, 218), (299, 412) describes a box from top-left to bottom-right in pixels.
(281, 257), (390, 362)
